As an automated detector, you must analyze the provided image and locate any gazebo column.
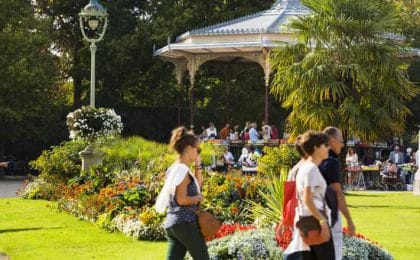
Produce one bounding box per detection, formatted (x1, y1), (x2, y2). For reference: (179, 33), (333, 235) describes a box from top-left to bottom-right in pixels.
(264, 70), (270, 124)
(175, 60), (187, 126)
(189, 74), (196, 130)
(260, 50), (271, 124)
(186, 56), (199, 131)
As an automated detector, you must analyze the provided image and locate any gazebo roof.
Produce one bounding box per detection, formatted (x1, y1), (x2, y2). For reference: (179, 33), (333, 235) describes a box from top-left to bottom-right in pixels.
(154, 0), (310, 59)
(178, 0), (310, 40)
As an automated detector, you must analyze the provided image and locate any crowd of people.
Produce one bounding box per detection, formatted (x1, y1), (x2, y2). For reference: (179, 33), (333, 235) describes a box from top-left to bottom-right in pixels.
(198, 121), (280, 141)
(345, 144), (418, 185)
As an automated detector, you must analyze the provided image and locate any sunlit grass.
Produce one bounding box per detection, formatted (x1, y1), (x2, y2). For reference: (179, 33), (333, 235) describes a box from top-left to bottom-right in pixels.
(0, 198), (166, 259)
(346, 192), (420, 260)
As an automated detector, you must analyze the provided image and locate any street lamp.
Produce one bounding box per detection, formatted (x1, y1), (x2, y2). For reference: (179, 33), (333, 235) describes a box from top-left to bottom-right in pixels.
(79, 0), (108, 108)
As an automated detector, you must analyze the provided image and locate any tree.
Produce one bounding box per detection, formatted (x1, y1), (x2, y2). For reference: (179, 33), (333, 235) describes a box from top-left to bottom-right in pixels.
(0, 0), (62, 157)
(393, 0), (420, 47)
(270, 0), (419, 141)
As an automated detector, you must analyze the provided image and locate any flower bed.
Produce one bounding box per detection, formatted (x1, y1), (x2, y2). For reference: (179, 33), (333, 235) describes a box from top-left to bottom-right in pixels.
(21, 136), (394, 259)
(274, 224), (393, 259)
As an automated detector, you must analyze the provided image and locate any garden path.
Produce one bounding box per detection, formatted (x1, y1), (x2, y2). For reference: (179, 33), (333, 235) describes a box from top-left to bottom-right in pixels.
(0, 176), (24, 198)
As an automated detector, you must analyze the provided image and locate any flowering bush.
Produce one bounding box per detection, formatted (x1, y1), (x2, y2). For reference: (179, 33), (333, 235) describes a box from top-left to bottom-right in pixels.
(343, 233), (393, 259)
(66, 106), (123, 142)
(19, 178), (64, 200)
(275, 225), (393, 259)
(187, 228), (282, 260)
(257, 144), (300, 175)
(112, 209), (166, 241)
(201, 172), (268, 223)
(208, 223), (256, 241)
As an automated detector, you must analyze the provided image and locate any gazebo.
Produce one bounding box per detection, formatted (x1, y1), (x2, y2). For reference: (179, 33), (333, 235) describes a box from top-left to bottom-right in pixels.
(154, 0), (310, 128)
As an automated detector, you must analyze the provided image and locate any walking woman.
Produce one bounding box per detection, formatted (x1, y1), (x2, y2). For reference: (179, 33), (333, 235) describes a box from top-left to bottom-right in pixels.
(283, 131), (335, 259)
(155, 126), (209, 260)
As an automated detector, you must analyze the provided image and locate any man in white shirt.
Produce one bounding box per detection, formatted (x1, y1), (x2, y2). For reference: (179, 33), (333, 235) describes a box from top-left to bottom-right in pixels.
(389, 145), (404, 165)
(206, 122), (218, 139)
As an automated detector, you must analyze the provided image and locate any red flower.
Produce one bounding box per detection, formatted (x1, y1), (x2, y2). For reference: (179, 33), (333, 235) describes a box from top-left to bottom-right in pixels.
(207, 223), (256, 241)
(342, 227), (383, 247)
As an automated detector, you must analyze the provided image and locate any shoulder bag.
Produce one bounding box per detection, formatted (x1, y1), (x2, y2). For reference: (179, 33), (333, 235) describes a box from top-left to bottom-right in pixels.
(195, 208), (222, 239)
(295, 187), (331, 245)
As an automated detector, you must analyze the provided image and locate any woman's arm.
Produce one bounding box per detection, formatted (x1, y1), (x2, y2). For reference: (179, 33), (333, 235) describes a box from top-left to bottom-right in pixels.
(194, 157), (203, 188)
(175, 175), (202, 206)
(302, 186), (327, 222)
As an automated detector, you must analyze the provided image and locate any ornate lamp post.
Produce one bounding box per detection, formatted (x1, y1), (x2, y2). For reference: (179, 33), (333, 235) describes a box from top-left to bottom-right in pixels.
(78, 0), (108, 171)
(414, 125), (420, 195)
(79, 0), (108, 108)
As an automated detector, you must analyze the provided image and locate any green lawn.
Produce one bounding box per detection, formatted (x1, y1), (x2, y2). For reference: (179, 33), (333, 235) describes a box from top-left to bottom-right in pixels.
(346, 192), (420, 260)
(0, 199), (166, 259)
(0, 192), (419, 259)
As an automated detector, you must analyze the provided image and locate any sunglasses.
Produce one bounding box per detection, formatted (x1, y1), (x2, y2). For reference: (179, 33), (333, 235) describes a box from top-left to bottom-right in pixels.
(196, 147), (201, 154)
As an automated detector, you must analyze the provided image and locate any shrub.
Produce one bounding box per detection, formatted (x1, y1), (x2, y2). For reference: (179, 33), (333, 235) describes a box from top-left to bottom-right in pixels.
(187, 228), (283, 260)
(19, 178), (64, 200)
(199, 142), (224, 166)
(100, 136), (173, 180)
(111, 209), (166, 241)
(201, 172), (268, 223)
(257, 144), (300, 175)
(343, 234), (393, 260)
(30, 140), (87, 183)
(248, 174), (286, 226)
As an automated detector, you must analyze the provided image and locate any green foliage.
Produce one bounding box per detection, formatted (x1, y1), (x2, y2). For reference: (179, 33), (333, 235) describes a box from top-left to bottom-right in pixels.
(201, 172), (268, 223)
(122, 185), (151, 207)
(248, 174), (286, 226)
(271, 0), (419, 141)
(199, 142), (223, 166)
(257, 144), (300, 175)
(343, 234), (393, 260)
(0, 0), (65, 153)
(100, 136), (173, 178)
(30, 140), (87, 183)
(19, 179), (60, 200)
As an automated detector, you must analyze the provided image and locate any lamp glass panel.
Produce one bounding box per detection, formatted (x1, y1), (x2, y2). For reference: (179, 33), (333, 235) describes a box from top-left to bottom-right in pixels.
(88, 19), (99, 30)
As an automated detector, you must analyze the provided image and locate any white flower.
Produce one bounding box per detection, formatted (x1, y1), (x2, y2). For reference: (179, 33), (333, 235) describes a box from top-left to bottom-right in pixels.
(67, 106), (123, 141)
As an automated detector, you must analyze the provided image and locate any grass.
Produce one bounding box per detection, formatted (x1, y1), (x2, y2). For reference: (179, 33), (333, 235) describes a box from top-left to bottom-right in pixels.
(0, 192), (419, 259)
(0, 199), (166, 259)
(346, 192), (420, 260)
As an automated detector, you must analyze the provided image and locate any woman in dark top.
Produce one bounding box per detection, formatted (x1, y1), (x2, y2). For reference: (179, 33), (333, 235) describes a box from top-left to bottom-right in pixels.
(155, 126), (208, 260)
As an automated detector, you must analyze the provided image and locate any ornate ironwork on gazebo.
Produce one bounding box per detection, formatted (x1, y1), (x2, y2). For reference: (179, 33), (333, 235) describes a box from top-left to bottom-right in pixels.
(154, 0), (310, 128)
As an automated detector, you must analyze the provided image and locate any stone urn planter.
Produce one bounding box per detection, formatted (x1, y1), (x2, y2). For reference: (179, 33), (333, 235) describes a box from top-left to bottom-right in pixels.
(66, 106), (123, 173)
(79, 142), (104, 172)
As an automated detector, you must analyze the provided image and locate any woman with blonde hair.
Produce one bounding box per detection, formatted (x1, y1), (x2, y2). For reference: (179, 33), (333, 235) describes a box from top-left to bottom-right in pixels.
(155, 126), (209, 260)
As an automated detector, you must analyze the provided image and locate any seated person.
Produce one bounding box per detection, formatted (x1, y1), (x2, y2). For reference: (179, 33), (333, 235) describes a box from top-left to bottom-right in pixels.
(381, 159), (397, 178)
(238, 147), (249, 166)
(246, 145), (261, 167)
(222, 147), (235, 171)
(206, 122), (218, 139)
